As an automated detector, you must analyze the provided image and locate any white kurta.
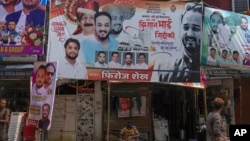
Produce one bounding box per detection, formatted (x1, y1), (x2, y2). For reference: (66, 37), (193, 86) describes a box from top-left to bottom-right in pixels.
(217, 23), (231, 48)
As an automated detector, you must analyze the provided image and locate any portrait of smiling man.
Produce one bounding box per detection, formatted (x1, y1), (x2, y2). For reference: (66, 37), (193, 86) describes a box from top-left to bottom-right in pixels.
(72, 0), (99, 41)
(102, 4), (125, 36)
(38, 103), (51, 130)
(58, 38), (88, 79)
(32, 64), (47, 95)
(208, 11), (223, 47)
(158, 3), (202, 82)
(81, 11), (118, 66)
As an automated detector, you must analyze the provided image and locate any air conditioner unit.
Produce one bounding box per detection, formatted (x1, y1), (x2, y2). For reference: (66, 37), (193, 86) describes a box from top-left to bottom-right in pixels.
(232, 0), (249, 13)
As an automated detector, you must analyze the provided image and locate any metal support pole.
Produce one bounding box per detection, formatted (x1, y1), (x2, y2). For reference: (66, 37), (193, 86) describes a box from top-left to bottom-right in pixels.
(37, 128), (48, 141)
(203, 89), (208, 121)
(38, 128), (44, 141)
(106, 81), (110, 141)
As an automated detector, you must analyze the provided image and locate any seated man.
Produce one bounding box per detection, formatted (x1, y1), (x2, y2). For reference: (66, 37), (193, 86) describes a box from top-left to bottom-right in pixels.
(120, 122), (140, 141)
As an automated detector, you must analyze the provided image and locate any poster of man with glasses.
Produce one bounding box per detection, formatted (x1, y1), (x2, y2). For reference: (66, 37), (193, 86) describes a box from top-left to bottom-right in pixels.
(28, 62), (58, 130)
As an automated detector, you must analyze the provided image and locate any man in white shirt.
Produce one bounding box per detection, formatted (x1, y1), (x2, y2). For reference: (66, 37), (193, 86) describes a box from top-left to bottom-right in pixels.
(219, 49), (229, 63)
(58, 38), (88, 79)
(108, 51), (122, 68)
(135, 53), (148, 69)
(236, 16), (250, 44)
(217, 18), (231, 48)
(207, 47), (216, 63)
(0, 20), (7, 34)
(71, 0), (99, 41)
(95, 51), (108, 68)
(207, 11), (223, 47)
(231, 50), (240, 65)
(122, 52), (135, 69)
(32, 64), (47, 95)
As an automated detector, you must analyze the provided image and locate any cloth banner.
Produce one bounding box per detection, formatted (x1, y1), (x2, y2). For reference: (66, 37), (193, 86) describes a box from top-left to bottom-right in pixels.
(28, 61), (58, 130)
(0, 0), (47, 55)
(48, 0), (203, 82)
(201, 7), (250, 71)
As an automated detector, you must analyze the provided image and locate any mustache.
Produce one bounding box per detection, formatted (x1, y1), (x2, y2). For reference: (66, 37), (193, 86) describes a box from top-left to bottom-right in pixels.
(114, 24), (122, 27)
(84, 24), (93, 26)
(99, 30), (107, 33)
(184, 36), (197, 42)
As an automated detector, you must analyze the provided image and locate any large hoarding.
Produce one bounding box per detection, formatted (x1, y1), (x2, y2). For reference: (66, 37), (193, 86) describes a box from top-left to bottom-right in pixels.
(48, 0), (203, 82)
(201, 7), (250, 70)
(0, 0), (46, 55)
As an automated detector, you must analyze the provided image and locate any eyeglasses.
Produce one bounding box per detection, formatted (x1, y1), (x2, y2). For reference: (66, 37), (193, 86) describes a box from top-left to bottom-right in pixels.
(46, 72), (54, 76)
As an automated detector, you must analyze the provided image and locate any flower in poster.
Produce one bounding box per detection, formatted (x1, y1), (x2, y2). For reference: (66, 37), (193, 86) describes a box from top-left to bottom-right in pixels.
(20, 24), (44, 46)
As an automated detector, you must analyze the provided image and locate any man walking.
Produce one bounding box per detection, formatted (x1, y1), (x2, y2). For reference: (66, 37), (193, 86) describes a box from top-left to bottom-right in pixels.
(0, 99), (10, 141)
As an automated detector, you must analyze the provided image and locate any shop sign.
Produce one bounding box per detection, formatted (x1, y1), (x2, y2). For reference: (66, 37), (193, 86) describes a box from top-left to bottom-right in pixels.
(0, 55), (37, 62)
(0, 69), (32, 79)
(206, 69), (240, 76)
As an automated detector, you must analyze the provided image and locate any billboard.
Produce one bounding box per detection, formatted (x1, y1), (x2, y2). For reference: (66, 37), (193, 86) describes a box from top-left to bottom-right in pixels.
(47, 0), (203, 82)
(28, 61), (58, 130)
(0, 0), (47, 55)
(201, 7), (250, 70)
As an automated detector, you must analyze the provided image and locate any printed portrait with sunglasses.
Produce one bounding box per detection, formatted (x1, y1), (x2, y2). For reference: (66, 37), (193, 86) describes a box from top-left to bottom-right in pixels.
(45, 62), (56, 94)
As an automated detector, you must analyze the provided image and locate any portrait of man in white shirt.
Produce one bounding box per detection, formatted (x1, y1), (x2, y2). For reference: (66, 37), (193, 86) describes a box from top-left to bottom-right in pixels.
(32, 64), (47, 95)
(108, 51), (122, 68)
(94, 51), (108, 68)
(135, 53), (148, 69)
(122, 52), (135, 69)
(207, 47), (216, 63)
(58, 38), (88, 79)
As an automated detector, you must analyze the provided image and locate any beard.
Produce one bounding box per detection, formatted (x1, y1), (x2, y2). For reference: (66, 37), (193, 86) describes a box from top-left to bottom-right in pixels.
(23, 3), (37, 10)
(110, 24), (123, 35)
(182, 35), (200, 56)
(110, 28), (122, 35)
(211, 26), (217, 34)
(36, 82), (43, 89)
(99, 61), (105, 64)
(97, 31), (110, 41)
(66, 53), (78, 60)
